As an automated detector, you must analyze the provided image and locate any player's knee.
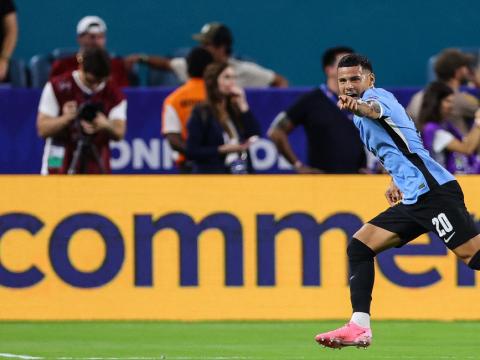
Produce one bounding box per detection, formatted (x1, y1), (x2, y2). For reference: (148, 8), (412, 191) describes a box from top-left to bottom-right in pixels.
(347, 238), (376, 262)
(468, 250), (480, 270)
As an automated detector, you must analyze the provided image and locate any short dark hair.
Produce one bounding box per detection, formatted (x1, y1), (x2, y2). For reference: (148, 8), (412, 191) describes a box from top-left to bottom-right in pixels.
(322, 46), (354, 69)
(194, 23), (233, 55)
(434, 49), (474, 81)
(81, 48), (111, 79)
(210, 25), (233, 55)
(337, 54), (373, 72)
(187, 47), (214, 78)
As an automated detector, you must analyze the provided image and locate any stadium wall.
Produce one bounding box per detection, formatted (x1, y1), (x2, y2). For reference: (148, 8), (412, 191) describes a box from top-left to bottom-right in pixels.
(14, 0), (480, 86)
(0, 175), (479, 320)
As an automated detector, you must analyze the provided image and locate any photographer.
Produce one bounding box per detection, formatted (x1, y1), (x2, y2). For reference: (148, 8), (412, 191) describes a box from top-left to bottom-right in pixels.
(37, 48), (127, 174)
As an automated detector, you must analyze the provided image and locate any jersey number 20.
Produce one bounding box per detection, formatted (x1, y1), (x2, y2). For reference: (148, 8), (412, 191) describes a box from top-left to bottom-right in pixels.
(432, 213), (453, 237)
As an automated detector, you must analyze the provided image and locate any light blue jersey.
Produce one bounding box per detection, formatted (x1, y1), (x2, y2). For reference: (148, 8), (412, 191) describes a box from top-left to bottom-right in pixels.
(353, 87), (455, 204)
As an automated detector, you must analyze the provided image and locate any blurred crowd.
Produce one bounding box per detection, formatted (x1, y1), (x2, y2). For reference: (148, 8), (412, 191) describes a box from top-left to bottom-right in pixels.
(2, 4), (480, 175)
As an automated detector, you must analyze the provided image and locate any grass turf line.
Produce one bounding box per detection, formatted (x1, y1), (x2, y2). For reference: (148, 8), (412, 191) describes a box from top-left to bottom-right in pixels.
(0, 321), (479, 360)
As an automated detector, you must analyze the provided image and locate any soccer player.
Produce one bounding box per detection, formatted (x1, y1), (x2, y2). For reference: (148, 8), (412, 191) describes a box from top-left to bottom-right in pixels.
(314, 54), (480, 349)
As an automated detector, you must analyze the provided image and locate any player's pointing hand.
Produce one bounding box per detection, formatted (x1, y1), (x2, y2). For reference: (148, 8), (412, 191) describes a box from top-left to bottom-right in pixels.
(337, 95), (359, 112)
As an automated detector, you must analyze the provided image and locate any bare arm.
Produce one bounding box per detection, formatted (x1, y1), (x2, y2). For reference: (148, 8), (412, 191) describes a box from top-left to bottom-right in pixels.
(37, 113), (74, 138)
(267, 112), (319, 173)
(124, 54), (173, 71)
(0, 12), (18, 80)
(445, 113), (480, 155)
(270, 73), (289, 88)
(267, 112), (298, 164)
(80, 113), (126, 141)
(36, 101), (77, 138)
(105, 119), (126, 141)
(338, 95), (382, 120)
(165, 133), (186, 154)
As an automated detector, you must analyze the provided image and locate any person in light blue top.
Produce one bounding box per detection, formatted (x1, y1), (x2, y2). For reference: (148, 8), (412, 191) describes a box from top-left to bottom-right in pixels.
(315, 54), (480, 350)
(352, 85), (455, 204)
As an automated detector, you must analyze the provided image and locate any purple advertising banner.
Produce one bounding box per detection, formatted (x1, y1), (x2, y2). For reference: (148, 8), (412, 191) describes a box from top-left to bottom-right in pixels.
(0, 87), (418, 174)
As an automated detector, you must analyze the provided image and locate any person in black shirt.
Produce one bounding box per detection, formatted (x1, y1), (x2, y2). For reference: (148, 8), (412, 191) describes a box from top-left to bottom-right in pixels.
(268, 46), (366, 173)
(0, 0), (17, 82)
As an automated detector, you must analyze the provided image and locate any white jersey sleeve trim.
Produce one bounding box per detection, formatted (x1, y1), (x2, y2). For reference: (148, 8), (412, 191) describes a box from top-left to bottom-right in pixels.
(162, 104), (182, 134)
(108, 99), (127, 121)
(432, 129), (455, 153)
(38, 82), (60, 117)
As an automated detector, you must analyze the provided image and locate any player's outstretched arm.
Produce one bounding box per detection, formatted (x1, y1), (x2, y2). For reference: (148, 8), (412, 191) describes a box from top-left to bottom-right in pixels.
(337, 95), (381, 119)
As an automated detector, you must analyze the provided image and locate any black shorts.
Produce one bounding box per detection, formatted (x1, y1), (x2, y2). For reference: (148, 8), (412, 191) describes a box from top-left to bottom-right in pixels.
(369, 180), (479, 249)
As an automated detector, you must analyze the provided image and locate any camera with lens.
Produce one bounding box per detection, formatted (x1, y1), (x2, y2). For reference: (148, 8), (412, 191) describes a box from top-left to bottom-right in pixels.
(77, 102), (104, 123)
(68, 101), (106, 174)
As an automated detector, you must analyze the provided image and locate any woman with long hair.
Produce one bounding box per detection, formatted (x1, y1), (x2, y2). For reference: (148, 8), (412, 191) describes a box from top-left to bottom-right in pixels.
(186, 62), (260, 173)
(418, 81), (480, 173)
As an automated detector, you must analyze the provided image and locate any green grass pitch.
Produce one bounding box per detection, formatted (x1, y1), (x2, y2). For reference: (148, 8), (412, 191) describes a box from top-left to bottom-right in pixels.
(0, 321), (479, 360)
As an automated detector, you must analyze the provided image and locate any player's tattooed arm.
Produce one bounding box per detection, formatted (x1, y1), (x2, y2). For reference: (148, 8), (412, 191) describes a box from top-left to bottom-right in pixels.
(338, 95), (382, 119)
(354, 99), (382, 119)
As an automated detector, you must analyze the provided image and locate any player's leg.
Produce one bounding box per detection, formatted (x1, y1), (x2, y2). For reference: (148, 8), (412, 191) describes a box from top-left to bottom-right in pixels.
(315, 223), (400, 349)
(315, 204), (427, 349)
(348, 224), (401, 324)
(451, 234), (480, 269)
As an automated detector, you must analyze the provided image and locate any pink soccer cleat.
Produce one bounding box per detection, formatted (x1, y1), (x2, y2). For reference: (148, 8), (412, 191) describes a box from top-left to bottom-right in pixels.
(315, 322), (372, 349)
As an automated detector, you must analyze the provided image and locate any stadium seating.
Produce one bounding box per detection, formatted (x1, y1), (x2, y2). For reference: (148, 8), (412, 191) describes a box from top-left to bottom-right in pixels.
(7, 58), (27, 87)
(127, 61), (140, 86)
(29, 54), (52, 88)
(51, 47), (78, 59)
(29, 48), (76, 89)
(29, 50), (139, 88)
(146, 67), (181, 87)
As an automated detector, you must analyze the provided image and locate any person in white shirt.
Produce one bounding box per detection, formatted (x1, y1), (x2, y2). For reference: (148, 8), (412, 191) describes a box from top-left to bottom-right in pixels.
(126, 22), (288, 88)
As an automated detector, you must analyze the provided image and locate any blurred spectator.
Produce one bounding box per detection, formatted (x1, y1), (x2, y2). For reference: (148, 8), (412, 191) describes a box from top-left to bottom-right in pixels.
(186, 62), (261, 173)
(126, 22), (288, 88)
(0, 0), (17, 82)
(407, 48), (479, 135)
(268, 46), (366, 173)
(50, 16), (130, 87)
(418, 81), (480, 174)
(162, 47), (213, 173)
(37, 48), (127, 174)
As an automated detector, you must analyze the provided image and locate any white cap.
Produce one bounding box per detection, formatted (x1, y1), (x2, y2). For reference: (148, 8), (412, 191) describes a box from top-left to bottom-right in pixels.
(76, 16), (107, 35)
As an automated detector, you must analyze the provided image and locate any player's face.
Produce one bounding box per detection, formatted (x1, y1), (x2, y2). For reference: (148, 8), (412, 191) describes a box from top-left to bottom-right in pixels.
(78, 32), (107, 50)
(337, 65), (375, 98)
(440, 94), (454, 119)
(217, 66), (237, 95)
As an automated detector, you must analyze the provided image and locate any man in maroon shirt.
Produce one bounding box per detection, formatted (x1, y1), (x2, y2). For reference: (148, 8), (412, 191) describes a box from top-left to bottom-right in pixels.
(37, 48), (127, 174)
(49, 16), (130, 87)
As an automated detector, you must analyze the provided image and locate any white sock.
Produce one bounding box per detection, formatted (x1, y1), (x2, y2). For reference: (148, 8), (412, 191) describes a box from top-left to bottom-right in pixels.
(351, 312), (370, 328)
